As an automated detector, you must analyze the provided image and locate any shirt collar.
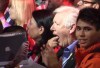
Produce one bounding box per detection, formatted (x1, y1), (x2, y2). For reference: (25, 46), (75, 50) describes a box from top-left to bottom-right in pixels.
(65, 40), (78, 52)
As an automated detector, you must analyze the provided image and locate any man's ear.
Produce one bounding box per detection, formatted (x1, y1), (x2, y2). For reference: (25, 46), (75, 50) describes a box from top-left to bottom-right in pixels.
(69, 24), (76, 34)
(93, 3), (100, 9)
(39, 26), (44, 35)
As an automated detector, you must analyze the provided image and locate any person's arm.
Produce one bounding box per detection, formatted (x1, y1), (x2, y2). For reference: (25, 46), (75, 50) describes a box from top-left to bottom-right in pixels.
(41, 45), (62, 68)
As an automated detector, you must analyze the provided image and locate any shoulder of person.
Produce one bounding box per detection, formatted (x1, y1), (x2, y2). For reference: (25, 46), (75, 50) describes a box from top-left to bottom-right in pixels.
(79, 52), (100, 68)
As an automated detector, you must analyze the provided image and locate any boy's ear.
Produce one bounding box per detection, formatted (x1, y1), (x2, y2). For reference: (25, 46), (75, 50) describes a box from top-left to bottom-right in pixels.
(70, 24), (76, 34)
(93, 3), (100, 9)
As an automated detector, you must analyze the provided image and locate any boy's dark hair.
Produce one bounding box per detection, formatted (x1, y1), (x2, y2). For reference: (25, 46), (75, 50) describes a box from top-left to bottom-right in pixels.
(77, 7), (100, 31)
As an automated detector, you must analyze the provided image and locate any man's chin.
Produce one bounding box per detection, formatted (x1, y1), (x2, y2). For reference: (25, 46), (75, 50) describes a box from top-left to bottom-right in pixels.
(58, 42), (65, 47)
(79, 43), (87, 48)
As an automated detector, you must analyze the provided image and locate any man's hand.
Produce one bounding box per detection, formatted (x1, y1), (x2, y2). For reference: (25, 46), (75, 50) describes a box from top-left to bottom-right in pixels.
(41, 45), (61, 68)
(47, 36), (59, 48)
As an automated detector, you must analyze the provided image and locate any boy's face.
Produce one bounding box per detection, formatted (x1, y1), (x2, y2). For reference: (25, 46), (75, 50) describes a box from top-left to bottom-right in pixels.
(76, 19), (100, 48)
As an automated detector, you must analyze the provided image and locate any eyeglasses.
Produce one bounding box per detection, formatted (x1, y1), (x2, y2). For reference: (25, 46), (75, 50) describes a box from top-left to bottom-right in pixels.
(80, 0), (96, 5)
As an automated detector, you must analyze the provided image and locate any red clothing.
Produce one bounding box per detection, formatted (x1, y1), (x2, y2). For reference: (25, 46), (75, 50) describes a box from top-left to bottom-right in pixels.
(31, 45), (61, 62)
(23, 24), (36, 51)
(23, 24), (61, 62)
(75, 43), (100, 68)
(63, 0), (72, 6)
(54, 46), (61, 53)
(28, 36), (35, 50)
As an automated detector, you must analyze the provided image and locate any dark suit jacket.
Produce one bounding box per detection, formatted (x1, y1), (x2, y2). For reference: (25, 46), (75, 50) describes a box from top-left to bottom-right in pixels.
(64, 52), (76, 68)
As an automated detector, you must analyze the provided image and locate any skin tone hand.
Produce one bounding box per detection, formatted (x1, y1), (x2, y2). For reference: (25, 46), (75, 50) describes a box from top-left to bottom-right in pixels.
(47, 36), (59, 48)
(41, 45), (61, 68)
(17, 41), (29, 57)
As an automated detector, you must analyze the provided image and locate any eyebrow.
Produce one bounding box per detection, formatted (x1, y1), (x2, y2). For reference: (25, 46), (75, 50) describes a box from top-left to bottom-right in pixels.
(82, 0), (96, 4)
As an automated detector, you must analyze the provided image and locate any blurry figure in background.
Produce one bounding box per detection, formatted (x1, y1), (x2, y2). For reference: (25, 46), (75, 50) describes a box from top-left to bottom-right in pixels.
(35, 0), (62, 10)
(41, 6), (79, 68)
(0, 0), (10, 28)
(36, 0), (73, 11)
(63, 0), (73, 6)
(9, 0), (36, 55)
(27, 9), (54, 67)
(47, 0), (63, 10)
(75, 8), (100, 68)
(3, 26), (29, 68)
(77, 0), (100, 9)
(36, 0), (48, 10)
(69, 0), (80, 6)
(4, 7), (16, 26)
(9, 0), (36, 27)
(47, 0), (73, 11)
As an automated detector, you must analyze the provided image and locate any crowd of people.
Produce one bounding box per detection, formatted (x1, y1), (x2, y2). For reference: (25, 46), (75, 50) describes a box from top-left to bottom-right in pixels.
(0, 0), (100, 68)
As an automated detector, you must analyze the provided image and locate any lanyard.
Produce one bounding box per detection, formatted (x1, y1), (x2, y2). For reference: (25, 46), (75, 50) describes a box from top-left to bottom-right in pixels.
(62, 53), (73, 68)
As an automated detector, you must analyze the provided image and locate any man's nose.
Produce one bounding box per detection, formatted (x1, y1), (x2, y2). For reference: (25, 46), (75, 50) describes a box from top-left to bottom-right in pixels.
(50, 24), (54, 31)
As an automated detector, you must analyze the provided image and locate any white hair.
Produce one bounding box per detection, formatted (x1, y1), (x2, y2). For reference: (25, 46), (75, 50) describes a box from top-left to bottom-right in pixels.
(54, 6), (79, 28)
(53, 6), (73, 13)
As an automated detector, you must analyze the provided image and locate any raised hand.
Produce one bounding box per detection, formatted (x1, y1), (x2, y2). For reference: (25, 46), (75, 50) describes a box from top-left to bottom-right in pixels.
(47, 36), (59, 48)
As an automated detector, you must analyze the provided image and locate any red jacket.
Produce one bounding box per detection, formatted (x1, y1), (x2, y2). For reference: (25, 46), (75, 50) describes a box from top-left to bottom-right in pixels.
(75, 43), (100, 68)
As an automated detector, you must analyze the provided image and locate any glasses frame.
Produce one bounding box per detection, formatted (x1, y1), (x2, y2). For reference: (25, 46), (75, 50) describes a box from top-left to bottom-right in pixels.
(80, 0), (96, 5)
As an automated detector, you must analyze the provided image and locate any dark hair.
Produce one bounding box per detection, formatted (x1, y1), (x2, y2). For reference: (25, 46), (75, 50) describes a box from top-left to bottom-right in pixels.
(47, 0), (63, 11)
(77, 8), (100, 31)
(3, 26), (26, 33)
(0, 0), (9, 13)
(0, 21), (3, 33)
(29, 10), (54, 65)
(30, 9), (54, 55)
(93, 0), (100, 3)
(32, 9), (54, 44)
(69, 0), (75, 4)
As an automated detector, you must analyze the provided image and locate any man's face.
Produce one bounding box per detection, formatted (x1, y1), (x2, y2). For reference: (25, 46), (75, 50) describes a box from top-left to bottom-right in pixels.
(50, 13), (69, 47)
(77, 0), (95, 9)
(76, 19), (100, 48)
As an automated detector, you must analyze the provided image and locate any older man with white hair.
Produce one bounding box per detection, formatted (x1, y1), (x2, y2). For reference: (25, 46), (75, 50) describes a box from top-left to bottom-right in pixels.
(41, 6), (79, 68)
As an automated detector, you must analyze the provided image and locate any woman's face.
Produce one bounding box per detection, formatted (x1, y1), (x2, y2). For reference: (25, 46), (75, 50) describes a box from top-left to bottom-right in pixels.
(27, 17), (42, 40)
